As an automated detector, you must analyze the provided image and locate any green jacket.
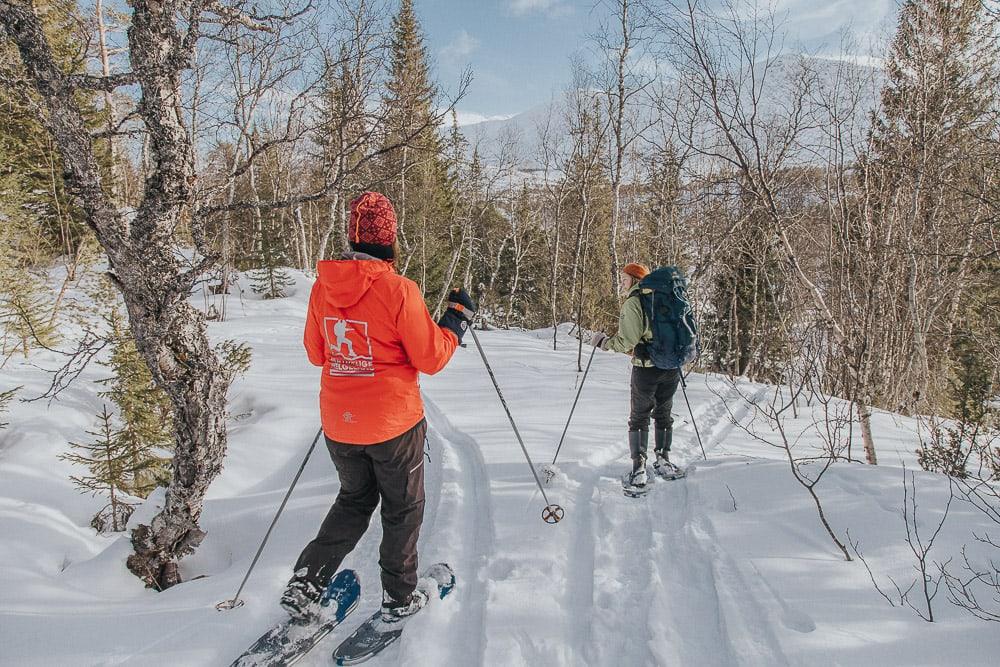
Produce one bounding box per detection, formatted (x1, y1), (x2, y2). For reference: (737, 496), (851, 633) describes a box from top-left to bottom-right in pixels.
(602, 284), (654, 367)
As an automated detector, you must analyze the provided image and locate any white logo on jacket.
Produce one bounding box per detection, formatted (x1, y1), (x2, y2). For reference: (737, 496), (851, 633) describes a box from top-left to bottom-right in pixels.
(324, 317), (375, 377)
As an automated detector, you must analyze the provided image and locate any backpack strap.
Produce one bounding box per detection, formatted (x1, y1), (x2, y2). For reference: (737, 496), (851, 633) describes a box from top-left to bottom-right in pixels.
(628, 291), (652, 362)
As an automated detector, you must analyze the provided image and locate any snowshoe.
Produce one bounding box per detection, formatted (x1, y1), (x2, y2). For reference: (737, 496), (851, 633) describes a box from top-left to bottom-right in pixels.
(230, 569), (360, 667)
(622, 469), (651, 498)
(333, 563), (455, 665)
(653, 454), (686, 481)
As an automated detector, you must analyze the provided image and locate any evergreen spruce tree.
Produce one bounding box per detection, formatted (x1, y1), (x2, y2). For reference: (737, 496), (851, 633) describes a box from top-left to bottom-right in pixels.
(248, 226), (294, 300)
(0, 0), (104, 255)
(246, 129), (295, 299)
(643, 145), (683, 266)
(1, 0), (107, 357)
(918, 299), (1000, 478)
(215, 338), (253, 385)
(313, 46), (370, 261)
(319, 47), (367, 164)
(558, 96), (614, 334)
(378, 0), (456, 292)
(0, 269), (56, 358)
(99, 305), (173, 498)
(59, 405), (136, 532)
(0, 174), (57, 357)
(428, 111), (470, 316)
(872, 0), (999, 163)
(703, 192), (788, 382)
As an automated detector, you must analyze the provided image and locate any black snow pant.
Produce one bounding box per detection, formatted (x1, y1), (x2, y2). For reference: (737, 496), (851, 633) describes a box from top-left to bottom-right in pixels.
(628, 366), (681, 434)
(293, 419), (426, 603)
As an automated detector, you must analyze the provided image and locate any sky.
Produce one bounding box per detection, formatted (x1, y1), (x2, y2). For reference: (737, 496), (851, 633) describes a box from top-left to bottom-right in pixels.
(414, 0), (900, 124)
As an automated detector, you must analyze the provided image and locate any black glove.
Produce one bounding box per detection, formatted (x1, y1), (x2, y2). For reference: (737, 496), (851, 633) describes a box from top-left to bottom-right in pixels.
(590, 332), (608, 349)
(438, 288), (476, 343)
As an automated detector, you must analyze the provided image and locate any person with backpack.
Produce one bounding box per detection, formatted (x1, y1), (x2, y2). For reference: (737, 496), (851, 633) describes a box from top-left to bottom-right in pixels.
(281, 191), (476, 624)
(590, 263), (697, 490)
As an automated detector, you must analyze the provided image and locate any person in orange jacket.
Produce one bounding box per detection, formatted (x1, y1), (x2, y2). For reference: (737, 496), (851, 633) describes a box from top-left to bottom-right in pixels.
(281, 191), (475, 623)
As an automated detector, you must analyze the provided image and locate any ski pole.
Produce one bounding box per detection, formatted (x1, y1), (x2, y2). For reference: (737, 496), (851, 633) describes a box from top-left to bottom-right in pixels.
(468, 326), (564, 524)
(545, 343), (597, 478)
(216, 427), (324, 610)
(680, 374), (707, 460)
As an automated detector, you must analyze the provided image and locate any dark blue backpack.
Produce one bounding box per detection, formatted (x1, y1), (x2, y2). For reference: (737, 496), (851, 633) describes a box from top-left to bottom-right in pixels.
(634, 266), (699, 370)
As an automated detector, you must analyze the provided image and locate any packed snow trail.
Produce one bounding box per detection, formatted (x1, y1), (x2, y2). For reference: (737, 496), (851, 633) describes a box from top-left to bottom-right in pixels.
(415, 329), (780, 666)
(649, 468), (787, 666)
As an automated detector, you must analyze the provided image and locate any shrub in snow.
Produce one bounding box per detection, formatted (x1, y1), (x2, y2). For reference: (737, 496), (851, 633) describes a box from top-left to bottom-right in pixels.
(0, 267), (58, 358)
(216, 339), (253, 384)
(59, 405), (138, 533)
(0, 386), (18, 429)
(918, 336), (999, 480)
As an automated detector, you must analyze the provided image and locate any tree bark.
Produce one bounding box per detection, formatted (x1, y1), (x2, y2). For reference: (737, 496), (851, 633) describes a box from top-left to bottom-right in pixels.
(95, 0), (121, 203)
(856, 400), (878, 466)
(317, 190), (342, 262)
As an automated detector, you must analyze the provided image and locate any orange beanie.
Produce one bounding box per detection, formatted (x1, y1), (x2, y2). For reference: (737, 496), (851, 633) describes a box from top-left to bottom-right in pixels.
(623, 262), (650, 281)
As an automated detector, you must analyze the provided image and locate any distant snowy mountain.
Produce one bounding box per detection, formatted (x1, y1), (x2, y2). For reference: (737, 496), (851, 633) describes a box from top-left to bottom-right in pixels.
(458, 99), (562, 171)
(459, 55), (882, 172)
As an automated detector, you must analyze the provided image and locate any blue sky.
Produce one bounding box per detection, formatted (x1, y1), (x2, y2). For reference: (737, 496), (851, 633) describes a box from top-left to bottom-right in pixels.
(414, 0), (899, 123)
(419, 0), (601, 122)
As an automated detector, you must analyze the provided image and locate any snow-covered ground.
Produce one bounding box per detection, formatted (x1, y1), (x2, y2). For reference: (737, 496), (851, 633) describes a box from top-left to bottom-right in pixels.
(2, 270), (998, 666)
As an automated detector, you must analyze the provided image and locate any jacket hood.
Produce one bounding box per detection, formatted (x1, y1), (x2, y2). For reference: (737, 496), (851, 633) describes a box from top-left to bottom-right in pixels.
(316, 257), (393, 308)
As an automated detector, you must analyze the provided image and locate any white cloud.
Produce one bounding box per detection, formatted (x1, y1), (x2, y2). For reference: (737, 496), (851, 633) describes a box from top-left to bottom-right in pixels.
(509, 0), (573, 18)
(440, 29), (480, 61)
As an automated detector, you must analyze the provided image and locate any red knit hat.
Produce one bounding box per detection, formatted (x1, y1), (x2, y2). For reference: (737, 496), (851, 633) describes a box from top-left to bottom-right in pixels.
(623, 262), (650, 281)
(348, 192), (397, 246)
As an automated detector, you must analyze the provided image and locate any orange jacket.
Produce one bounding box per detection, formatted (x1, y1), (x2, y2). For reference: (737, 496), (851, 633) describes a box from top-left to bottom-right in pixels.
(304, 257), (458, 444)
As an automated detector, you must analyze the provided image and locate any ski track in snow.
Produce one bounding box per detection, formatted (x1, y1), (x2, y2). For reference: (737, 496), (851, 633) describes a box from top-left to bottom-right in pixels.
(651, 378), (796, 666)
(680, 376), (770, 463)
(447, 338), (790, 667)
(551, 370), (786, 667)
(670, 478), (789, 666)
(594, 464), (660, 666)
(403, 396), (496, 666)
(647, 475), (736, 666)
(558, 455), (786, 667)
(577, 460), (791, 667)
(563, 463), (599, 663)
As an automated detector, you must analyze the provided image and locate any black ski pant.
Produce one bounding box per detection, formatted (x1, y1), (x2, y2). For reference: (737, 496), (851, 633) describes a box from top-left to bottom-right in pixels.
(293, 419), (426, 603)
(629, 366), (681, 434)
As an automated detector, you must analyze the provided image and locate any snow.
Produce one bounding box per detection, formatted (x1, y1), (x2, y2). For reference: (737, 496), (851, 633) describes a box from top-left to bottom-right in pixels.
(2, 269), (998, 666)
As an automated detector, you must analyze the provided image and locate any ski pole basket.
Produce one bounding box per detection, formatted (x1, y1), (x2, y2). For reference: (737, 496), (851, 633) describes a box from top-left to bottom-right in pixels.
(542, 504), (565, 524)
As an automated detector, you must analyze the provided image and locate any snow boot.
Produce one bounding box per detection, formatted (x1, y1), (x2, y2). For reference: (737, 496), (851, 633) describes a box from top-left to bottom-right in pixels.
(380, 588), (428, 623)
(627, 430), (648, 488)
(653, 428), (672, 470)
(280, 570), (324, 622)
(653, 429), (686, 480)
